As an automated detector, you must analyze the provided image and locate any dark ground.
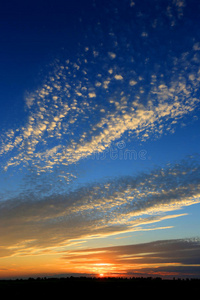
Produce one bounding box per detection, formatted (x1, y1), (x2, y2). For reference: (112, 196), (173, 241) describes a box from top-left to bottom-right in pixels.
(1, 277), (200, 297)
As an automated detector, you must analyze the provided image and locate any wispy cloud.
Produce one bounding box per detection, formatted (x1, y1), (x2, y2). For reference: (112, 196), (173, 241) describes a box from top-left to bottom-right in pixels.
(61, 238), (200, 278)
(0, 155), (199, 257)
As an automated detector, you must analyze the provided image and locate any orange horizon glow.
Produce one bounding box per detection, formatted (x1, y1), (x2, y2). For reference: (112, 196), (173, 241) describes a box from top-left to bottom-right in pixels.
(1, 238), (200, 280)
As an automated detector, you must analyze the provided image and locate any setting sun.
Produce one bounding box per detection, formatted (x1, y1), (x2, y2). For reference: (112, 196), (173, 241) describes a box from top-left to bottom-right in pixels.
(99, 274), (104, 277)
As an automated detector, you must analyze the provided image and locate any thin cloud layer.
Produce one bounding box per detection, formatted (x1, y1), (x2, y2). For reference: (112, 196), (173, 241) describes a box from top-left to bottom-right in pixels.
(62, 238), (200, 278)
(0, 155), (199, 257)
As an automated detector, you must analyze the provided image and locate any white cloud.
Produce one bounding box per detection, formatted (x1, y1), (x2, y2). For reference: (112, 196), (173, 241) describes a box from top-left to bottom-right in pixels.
(95, 82), (102, 87)
(108, 52), (116, 59)
(114, 74), (123, 80)
(141, 32), (148, 37)
(129, 80), (137, 86)
(193, 43), (200, 51)
(88, 92), (96, 98)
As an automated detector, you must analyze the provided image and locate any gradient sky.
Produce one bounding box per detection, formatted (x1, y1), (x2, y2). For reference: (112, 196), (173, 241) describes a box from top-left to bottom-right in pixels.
(0, 0), (200, 279)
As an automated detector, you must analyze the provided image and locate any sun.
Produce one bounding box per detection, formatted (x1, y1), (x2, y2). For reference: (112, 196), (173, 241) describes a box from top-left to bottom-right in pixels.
(99, 273), (104, 277)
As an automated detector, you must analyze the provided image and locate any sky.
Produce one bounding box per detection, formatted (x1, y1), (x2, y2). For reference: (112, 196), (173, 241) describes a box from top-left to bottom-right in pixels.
(0, 0), (200, 279)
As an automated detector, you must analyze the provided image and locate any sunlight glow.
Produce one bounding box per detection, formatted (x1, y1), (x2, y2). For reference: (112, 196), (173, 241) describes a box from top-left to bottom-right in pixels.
(0, 0), (200, 281)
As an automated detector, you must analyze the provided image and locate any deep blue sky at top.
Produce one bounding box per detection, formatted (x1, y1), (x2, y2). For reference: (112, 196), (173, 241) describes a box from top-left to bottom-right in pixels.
(0, 0), (88, 126)
(0, 0), (124, 121)
(0, 0), (200, 185)
(1, 0), (199, 122)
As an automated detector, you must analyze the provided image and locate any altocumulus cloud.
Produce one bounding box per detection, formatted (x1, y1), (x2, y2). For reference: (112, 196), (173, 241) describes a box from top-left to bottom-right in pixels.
(0, 0), (200, 176)
(0, 155), (200, 257)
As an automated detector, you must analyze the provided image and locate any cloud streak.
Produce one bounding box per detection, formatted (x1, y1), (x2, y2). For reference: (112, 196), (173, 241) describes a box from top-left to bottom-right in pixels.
(61, 238), (200, 278)
(0, 155), (199, 257)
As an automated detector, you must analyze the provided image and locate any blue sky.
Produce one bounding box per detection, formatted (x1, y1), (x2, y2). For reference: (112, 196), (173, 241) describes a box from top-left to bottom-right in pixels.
(0, 0), (200, 278)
